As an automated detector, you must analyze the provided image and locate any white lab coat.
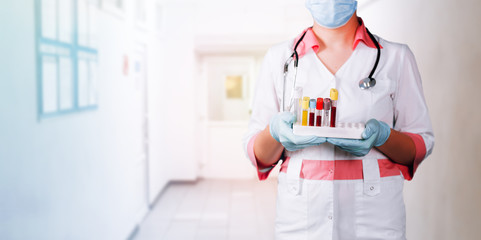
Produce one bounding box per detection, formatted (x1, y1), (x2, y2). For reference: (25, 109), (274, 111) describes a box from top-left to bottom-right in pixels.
(243, 35), (434, 240)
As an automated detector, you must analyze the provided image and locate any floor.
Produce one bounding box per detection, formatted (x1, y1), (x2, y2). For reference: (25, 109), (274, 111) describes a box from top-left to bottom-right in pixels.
(133, 179), (278, 240)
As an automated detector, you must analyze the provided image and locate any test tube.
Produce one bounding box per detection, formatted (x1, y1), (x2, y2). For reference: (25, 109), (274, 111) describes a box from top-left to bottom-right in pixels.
(330, 88), (338, 127)
(309, 99), (316, 126)
(292, 87), (303, 125)
(301, 97), (310, 126)
(323, 98), (331, 127)
(316, 98), (323, 127)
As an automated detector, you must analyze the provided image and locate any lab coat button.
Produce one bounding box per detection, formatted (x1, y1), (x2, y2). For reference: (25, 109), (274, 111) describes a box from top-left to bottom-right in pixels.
(328, 215), (333, 220)
(370, 186), (375, 191)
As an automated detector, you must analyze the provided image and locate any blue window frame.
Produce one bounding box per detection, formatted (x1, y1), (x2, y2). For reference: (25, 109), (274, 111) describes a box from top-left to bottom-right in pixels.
(35, 0), (99, 119)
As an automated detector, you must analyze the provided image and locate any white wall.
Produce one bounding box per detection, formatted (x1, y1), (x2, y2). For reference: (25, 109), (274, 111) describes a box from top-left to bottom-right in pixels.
(156, 1), (198, 181)
(360, 1), (481, 239)
(0, 0), (176, 239)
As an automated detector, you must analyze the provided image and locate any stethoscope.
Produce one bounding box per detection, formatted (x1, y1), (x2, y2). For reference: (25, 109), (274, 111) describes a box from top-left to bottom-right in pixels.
(282, 27), (381, 112)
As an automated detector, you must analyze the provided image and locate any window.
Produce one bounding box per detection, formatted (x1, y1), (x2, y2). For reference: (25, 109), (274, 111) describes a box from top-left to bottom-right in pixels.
(36, 0), (99, 118)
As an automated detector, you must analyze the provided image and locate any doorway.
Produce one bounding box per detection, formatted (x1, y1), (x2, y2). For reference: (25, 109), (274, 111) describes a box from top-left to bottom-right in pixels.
(197, 54), (263, 179)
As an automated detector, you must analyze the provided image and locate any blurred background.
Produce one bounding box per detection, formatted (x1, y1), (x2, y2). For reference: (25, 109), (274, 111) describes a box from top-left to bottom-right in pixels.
(0, 0), (480, 239)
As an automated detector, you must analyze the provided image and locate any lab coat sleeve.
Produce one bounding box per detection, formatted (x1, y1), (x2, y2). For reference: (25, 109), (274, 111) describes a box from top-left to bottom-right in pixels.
(243, 46), (284, 180)
(392, 45), (435, 180)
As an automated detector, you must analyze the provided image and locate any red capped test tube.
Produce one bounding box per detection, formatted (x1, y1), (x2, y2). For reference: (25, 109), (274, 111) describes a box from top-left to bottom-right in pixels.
(315, 98), (323, 127)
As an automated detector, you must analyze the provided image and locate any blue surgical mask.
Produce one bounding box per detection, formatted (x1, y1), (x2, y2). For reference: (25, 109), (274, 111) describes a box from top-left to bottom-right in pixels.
(305, 0), (358, 29)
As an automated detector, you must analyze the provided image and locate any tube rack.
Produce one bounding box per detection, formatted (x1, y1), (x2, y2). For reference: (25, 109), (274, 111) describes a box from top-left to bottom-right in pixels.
(293, 122), (365, 139)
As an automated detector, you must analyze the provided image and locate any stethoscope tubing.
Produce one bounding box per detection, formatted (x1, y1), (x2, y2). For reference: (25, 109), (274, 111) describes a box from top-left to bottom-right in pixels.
(282, 27), (380, 112)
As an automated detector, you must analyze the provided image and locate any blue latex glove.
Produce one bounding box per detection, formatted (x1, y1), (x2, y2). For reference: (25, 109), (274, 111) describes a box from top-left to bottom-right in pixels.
(270, 112), (326, 151)
(327, 119), (391, 157)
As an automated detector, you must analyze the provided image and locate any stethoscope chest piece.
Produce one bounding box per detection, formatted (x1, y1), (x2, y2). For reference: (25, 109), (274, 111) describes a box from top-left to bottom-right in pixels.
(359, 77), (376, 90)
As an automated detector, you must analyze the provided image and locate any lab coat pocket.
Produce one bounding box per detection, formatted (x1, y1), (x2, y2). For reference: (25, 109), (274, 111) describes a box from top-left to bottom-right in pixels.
(367, 77), (395, 123)
(362, 158), (381, 197)
(340, 86), (372, 123)
(275, 172), (308, 240)
(356, 175), (406, 240)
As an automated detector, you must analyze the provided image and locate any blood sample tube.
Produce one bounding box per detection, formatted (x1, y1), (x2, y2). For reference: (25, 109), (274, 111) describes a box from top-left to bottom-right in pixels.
(323, 98), (331, 127)
(292, 87), (303, 125)
(330, 88), (338, 128)
(309, 99), (316, 126)
(315, 98), (323, 127)
(301, 97), (310, 126)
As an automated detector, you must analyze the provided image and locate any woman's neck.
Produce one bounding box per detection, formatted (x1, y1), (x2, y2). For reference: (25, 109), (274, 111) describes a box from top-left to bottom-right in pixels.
(312, 14), (359, 50)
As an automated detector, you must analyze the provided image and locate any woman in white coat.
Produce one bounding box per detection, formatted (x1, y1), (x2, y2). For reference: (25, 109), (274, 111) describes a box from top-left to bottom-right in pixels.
(243, 0), (434, 239)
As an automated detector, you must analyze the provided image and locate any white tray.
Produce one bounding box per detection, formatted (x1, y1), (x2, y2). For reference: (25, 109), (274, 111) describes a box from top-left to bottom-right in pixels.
(293, 122), (365, 139)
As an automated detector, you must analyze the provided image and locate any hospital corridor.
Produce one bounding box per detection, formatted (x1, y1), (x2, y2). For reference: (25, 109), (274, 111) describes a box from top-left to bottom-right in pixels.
(1, 0), (481, 240)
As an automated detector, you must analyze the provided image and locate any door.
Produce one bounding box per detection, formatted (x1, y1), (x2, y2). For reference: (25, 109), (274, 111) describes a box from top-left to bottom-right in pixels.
(198, 55), (262, 179)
